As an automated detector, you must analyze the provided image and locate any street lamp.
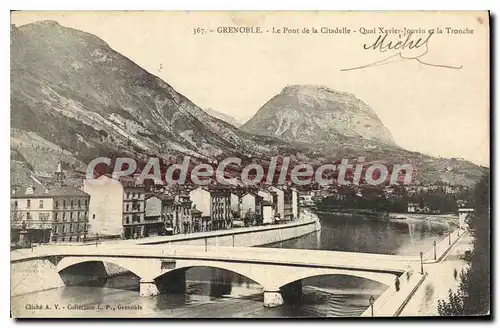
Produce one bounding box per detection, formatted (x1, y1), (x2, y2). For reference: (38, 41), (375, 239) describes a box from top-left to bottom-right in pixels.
(449, 230), (451, 245)
(433, 240), (437, 260)
(369, 295), (375, 317)
(420, 251), (424, 274)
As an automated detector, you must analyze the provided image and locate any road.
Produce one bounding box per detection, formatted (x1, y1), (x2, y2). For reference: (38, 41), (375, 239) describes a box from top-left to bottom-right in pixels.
(400, 232), (472, 316)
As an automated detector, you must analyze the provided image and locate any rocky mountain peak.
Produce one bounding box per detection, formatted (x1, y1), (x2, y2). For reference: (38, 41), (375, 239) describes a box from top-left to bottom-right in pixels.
(242, 84), (395, 146)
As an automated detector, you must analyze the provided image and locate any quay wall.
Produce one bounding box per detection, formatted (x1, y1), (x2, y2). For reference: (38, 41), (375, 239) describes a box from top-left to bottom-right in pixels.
(138, 214), (321, 248)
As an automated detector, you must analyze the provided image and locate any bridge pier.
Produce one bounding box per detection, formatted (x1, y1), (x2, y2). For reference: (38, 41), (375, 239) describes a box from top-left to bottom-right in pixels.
(263, 290), (284, 308)
(140, 280), (160, 297)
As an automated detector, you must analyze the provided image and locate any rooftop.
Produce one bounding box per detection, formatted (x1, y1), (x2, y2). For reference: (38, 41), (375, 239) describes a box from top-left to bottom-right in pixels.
(12, 184), (89, 199)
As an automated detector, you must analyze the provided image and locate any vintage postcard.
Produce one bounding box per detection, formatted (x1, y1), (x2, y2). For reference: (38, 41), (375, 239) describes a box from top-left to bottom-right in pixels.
(10, 11), (490, 318)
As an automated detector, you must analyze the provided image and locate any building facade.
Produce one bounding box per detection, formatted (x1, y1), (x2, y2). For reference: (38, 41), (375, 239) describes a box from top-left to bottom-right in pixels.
(11, 184), (90, 244)
(241, 192), (263, 221)
(189, 186), (231, 231)
(122, 182), (146, 239)
(83, 175), (123, 238)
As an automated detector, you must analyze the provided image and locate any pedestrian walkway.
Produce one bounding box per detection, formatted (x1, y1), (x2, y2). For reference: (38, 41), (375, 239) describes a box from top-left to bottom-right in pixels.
(399, 233), (472, 316)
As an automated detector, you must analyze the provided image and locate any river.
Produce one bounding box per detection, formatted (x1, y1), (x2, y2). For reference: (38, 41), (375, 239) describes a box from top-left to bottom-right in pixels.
(12, 212), (454, 318)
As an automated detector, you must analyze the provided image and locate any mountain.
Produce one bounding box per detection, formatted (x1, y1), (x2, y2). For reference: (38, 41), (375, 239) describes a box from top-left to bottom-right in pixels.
(204, 108), (242, 127)
(241, 85), (396, 147)
(10, 21), (297, 186)
(10, 21), (487, 188)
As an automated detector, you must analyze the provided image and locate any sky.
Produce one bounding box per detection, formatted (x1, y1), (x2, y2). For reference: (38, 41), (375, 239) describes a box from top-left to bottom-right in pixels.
(11, 11), (490, 166)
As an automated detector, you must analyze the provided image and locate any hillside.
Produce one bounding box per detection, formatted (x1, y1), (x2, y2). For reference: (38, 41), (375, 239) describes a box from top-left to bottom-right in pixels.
(10, 21), (298, 185)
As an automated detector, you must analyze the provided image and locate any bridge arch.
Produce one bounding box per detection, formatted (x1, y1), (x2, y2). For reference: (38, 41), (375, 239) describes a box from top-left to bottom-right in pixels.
(57, 256), (147, 279)
(152, 260), (265, 288)
(274, 268), (397, 290)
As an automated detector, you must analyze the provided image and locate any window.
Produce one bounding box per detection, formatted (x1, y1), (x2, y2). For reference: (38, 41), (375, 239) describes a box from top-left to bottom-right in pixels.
(63, 200), (66, 207)
(39, 200), (44, 208)
(54, 213), (58, 221)
(63, 212), (66, 220)
(132, 192), (136, 198)
(85, 200), (88, 206)
(126, 204), (130, 211)
(93, 214), (96, 220)
(70, 224), (73, 232)
(78, 200), (81, 207)
(71, 200), (74, 208)
(26, 200), (31, 208)
(126, 192), (130, 199)
(55, 201), (59, 208)
(13, 201), (17, 208)
(62, 225), (65, 233)
(26, 212), (31, 220)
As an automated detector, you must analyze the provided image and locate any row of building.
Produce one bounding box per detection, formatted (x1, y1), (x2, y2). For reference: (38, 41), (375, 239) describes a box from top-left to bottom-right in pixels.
(11, 165), (300, 243)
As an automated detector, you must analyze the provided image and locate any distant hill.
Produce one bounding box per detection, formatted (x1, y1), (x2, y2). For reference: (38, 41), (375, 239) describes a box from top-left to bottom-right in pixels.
(204, 108), (242, 127)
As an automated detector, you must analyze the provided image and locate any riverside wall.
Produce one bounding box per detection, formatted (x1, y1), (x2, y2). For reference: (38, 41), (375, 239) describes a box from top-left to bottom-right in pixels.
(138, 212), (321, 247)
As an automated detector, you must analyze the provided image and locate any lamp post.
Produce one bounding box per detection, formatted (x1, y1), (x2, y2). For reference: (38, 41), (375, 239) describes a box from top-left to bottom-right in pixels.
(369, 295), (375, 317)
(449, 230), (451, 245)
(420, 251), (424, 274)
(433, 240), (437, 260)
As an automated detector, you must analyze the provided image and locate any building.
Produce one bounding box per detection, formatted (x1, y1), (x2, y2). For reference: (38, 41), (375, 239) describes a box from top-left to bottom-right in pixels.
(407, 202), (419, 213)
(191, 206), (203, 232)
(299, 191), (315, 207)
(240, 192), (263, 221)
(262, 201), (275, 224)
(189, 186), (231, 231)
(144, 193), (169, 237)
(83, 175), (123, 239)
(458, 208), (475, 230)
(270, 186), (293, 221)
(258, 189), (278, 210)
(121, 179), (146, 239)
(11, 166), (90, 244)
(175, 192), (193, 234)
(230, 192), (241, 218)
(291, 188), (299, 219)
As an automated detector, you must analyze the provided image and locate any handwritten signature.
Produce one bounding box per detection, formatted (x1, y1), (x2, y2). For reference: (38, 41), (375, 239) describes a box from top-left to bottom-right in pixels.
(341, 31), (463, 72)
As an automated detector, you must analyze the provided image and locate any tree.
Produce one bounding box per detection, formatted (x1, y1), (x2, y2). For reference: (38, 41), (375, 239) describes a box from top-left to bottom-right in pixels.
(438, 174), (490, 316)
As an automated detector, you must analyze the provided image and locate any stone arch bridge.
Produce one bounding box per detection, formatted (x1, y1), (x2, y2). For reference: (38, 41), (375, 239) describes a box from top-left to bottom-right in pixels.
(12, 245), (416, 307)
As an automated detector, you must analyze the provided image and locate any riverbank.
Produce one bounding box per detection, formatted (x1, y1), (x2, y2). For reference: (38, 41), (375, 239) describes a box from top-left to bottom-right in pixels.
(313, 209), (458, 225)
